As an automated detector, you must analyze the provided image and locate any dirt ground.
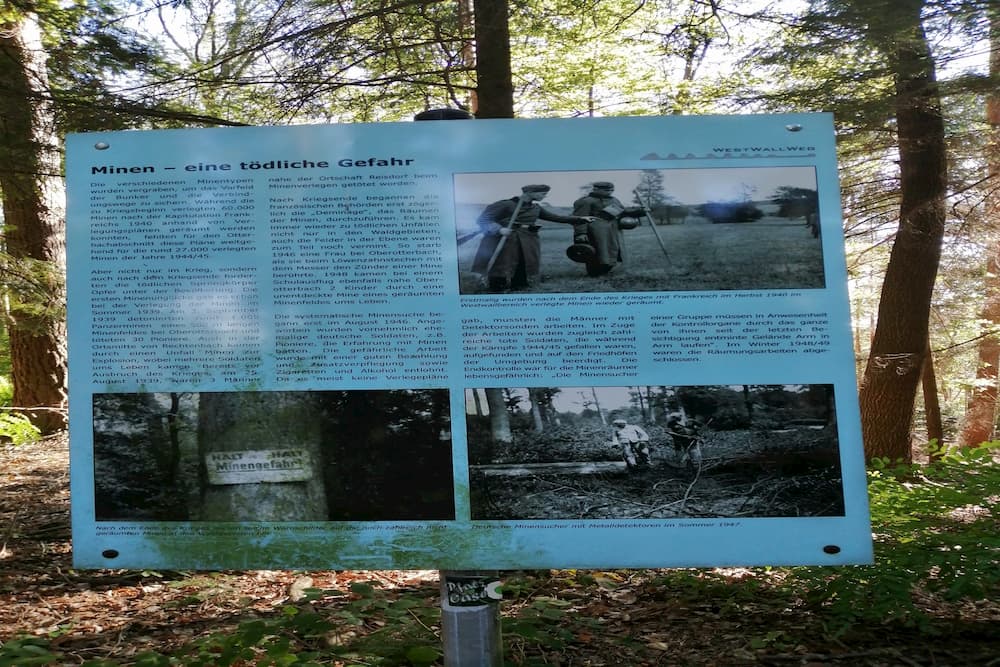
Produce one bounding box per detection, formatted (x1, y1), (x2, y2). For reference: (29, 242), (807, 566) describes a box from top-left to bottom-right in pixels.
(470, 427), (845, 520)
(2, 436), (997, 666)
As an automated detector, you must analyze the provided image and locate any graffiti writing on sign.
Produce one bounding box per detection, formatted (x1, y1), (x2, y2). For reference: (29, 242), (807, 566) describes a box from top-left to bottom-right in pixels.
(445, 576), (502, 607)
(205, 448), (313, 485)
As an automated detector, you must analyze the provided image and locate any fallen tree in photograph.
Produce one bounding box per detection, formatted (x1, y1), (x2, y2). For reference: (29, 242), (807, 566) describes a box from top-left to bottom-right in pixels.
(471, 461), (627, 476)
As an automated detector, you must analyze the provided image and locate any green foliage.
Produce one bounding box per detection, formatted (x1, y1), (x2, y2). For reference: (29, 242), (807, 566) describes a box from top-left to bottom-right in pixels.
(0, 377), (41, 445)
(0, 376), (11, 406)
(789, 444), (1000, 635)
(160, 582), (442, 666)
(0, 410), (42, 445)
(0, 638), (60, 666)
(0, 326), (9, 380)
(0, 254), (65, 333)
(503, 597), (578, 649)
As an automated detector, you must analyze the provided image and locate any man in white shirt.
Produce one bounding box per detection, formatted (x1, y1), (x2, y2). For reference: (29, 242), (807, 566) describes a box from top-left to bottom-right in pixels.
(611, 418), (651, 469)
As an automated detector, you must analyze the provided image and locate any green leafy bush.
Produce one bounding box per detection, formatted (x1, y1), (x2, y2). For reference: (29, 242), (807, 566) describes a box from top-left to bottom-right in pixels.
(0, 411), (41, 445)
(789, 444), (1000, 634)
(0, 377), (12, 406)
(0, 376), (40, 445)
(0, 638), (60, 666)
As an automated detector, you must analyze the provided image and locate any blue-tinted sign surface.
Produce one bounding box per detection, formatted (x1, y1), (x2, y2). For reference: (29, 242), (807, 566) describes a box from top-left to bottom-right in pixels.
(67, 114), (872, 569)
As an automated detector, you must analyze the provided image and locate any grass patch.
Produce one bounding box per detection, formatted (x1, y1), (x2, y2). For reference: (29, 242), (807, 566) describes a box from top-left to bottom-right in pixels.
(457, 217), (824, 294)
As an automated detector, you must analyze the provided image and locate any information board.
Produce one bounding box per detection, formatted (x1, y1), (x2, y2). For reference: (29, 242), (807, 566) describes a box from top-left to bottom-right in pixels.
(67, 114), (873, 569)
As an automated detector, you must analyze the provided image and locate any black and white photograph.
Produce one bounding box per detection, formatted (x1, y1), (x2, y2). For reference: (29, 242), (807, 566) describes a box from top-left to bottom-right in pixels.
(454, 167), (823, 294)
(93, 389), (455, 522)
(465, 384), (845, 520)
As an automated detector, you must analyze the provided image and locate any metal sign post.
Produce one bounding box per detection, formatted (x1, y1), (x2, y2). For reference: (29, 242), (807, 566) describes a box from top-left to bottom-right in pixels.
(414, 109), (503, 666)
(439, 570), (503, 666)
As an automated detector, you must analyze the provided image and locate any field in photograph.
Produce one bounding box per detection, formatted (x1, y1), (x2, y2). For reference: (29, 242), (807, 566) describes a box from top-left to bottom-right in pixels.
(456, 216), (825, 294)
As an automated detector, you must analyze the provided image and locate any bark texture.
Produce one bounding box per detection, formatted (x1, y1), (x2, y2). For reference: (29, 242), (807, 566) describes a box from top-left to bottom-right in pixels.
(472, 0), (514, 118)
(198, 392), (328, 521)
(0, 13), (67, 433)
(921, 338), (944, 453)
(484, 388), (511, 443)
(857, 0), (947, 462)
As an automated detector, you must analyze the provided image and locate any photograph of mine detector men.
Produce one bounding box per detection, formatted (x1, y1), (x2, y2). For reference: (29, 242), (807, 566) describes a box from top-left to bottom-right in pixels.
(465, 384), (845, 520)
(454, 166), (824, 295)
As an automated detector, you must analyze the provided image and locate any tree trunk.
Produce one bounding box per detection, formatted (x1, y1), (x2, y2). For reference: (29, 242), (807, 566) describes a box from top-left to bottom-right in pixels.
(921, 338), (945, 456)
(472, 0), (514, 118)
(472, 461), (627, 477)
(957, 5), (1000, 449)
(197, 392), (328, 521)
(743, 385), (753, 421)
(0, 12), (67, 433)
(528, 389), (544, 433)
(633, 387), (648, 422)
(857, 0), (947, 462)
(590, 387), (606, 425)
(471, 387), (484, 416)
(484, 388), (512, 444)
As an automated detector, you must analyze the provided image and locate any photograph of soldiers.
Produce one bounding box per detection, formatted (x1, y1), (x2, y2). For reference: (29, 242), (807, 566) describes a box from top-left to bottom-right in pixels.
(469, 184), (586, 293)
(454, 166), (825, 294)
(465, 384), (844, 520)
(568, 181), (649, 276)
(665, 415), (705, 470)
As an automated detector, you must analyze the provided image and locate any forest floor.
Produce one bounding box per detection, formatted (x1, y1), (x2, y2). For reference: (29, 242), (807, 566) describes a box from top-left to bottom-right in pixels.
(470, 426), (845, 520)
(2, 436), (998, 666)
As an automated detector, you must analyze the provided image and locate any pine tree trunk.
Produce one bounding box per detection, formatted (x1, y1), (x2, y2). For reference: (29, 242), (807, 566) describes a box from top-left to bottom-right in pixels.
(197, 392), (328, 521)
(957, 5), (1000, 448)
(922, 338), (945, 454)
(529, 389), (544, 433)
(857, 0), (947, 462)
(472, 0), (514, 118)
(0, 13), (67, 433)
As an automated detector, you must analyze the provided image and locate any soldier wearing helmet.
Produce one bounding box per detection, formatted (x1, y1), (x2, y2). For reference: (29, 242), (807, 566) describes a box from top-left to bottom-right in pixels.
(568, 182), (646, 276)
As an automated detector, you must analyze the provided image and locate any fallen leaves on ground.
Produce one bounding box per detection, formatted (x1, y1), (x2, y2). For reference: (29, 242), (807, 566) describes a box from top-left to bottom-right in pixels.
(2, 436), (997, 666)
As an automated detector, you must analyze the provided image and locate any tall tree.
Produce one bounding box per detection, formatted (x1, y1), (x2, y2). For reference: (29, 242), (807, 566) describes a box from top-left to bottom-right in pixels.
(857, 0), (948, 462)
(633, 169), (668, 219)
(750, 0), (956, 460)
(957, 3), (1000, 447)
(472, 0), (513, 117)
(528, 388), (544, 433)
(0, 7), (67, 433)
(484, 387), (512, 444)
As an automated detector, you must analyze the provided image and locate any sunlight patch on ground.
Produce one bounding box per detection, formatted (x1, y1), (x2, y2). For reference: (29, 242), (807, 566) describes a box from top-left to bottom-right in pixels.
(946, 503), (994, 524)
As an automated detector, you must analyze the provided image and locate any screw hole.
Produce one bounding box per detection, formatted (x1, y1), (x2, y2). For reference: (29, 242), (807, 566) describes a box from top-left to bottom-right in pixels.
(102, 549), (120, 559)
(822, 544), (841, 555)
(785, 124), (803, 132)
(94, 142), (110, 150)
